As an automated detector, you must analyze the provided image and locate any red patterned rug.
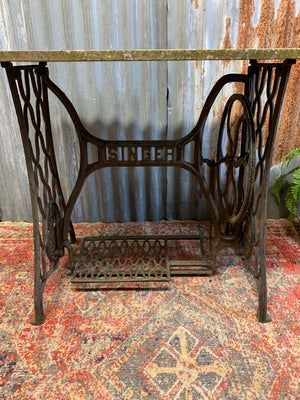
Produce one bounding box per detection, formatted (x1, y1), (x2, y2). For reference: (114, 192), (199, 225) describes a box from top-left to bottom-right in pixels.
(0, 220), (299, 399)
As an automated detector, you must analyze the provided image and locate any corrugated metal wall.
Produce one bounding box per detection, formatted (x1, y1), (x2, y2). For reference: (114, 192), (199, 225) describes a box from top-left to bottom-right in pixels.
(0, 0), (299, 222)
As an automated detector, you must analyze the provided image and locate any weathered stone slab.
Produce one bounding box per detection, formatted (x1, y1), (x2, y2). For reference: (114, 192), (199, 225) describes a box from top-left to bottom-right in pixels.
(0, 48), (299, 62)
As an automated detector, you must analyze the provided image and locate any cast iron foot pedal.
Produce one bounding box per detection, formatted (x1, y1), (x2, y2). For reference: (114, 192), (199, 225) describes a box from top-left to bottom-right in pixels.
(71, 236), (171, 283)
(71, 226), (214, 284)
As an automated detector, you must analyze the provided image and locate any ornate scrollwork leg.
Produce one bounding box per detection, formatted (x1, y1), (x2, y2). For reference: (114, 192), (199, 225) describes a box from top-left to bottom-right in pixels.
(211, 89), (269, 321)
(214, 92), (270, 321)
(2, 62), (75, 325)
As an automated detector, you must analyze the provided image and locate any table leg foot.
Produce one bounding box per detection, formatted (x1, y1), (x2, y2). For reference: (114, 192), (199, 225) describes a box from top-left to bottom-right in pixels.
(31, 314), (45, 326)
(257, 310), (272, 323)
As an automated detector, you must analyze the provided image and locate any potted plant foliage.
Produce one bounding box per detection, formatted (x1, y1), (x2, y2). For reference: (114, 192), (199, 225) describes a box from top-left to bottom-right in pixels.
(273, 147), (300, 235)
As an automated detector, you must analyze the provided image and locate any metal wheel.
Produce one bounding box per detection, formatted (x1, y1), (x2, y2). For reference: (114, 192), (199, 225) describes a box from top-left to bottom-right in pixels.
(216, 94), (256, 225)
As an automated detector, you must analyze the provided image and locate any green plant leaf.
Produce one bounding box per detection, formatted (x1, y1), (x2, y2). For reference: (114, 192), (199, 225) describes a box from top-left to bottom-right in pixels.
(283, 147), (300, 167)
(272, 174), (286, 203)
(273, 166), (300, 204)
(290, 168), (300, 204)
(284, 170), (300, 237)
(274, 147), (300, 237)
(285, 187), (297, 217)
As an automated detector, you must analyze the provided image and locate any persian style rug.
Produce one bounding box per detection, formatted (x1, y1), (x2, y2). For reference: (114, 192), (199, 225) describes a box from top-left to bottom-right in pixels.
(0, 220), (299, 399)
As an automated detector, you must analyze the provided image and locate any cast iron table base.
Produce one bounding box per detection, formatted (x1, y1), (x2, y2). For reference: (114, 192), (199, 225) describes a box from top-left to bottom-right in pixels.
(1, 51), (296, 324)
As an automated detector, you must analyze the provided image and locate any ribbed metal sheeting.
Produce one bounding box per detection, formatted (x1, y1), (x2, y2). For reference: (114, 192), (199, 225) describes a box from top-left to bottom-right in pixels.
(166, 1), (246, 220)
(0, 0), (168, 222)
(0, 0), (299, 223)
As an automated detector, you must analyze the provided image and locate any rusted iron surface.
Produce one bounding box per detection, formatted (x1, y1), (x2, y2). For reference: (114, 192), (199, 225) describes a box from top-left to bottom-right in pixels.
(1, 59), (294, 324)
(72, 235), (171, 283)
(71, 229), (212, 284)
(222, 0), (300, 164)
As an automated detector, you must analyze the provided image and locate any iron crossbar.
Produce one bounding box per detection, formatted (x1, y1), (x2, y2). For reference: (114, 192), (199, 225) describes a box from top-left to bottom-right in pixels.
(1, 49), (299, 325)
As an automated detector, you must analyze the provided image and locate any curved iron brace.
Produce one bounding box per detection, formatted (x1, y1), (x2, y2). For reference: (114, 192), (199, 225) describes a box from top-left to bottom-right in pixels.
(2, 59), (295, 325)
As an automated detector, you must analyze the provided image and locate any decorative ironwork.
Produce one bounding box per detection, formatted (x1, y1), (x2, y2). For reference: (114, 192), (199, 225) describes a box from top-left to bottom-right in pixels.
(216, 93), (256, 225)
(103, 143), (181, 164)
(72, 227), (213, 283)
(211, 60), (296, 322)
(1, 58), (295, 325)
(72, 236), (171, 283)
(1, 62), (76, 325)
(42, 200), (62, 265)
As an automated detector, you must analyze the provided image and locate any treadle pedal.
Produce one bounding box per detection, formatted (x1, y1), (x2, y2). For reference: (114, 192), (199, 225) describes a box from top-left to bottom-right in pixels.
(71, 225), (214, 284)
(71, 236), (171, 283)
(169, 260), (214, 275)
